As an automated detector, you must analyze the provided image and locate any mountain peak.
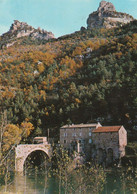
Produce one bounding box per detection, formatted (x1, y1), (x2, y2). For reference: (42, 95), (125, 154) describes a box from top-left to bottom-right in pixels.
(10, 20), (33, 33)
(87, 1), (134, 29)
(98, 1), (115, 13)
(1, 20), (55, 48)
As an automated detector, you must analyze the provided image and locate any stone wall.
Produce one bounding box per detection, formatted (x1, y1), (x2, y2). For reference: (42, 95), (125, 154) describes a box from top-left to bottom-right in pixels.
(15, 144), (52, 172)
(60, 126), (94, 147)
(119, 126), (127, 157)
(92, 127), (127, 164)
(93, 132), (119, 162)
(60, 123), (101, 155)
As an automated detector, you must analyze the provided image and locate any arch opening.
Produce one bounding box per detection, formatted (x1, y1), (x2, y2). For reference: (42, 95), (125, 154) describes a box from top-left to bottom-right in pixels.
(107, 148), (113, 165)
(97, 148), (104, 164)
(23, 150), (49, 173)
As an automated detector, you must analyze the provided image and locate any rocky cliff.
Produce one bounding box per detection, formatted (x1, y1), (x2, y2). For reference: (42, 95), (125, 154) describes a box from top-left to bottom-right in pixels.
(1, 20), (55, 47)
(87, 1), (134, 29)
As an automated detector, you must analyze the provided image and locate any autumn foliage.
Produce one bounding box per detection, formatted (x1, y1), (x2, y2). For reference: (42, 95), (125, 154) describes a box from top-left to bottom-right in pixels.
(0, 20), (137, 141)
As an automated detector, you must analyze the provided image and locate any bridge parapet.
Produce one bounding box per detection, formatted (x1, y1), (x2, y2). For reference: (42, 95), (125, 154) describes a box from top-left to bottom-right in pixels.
(15, 139), (52, 172)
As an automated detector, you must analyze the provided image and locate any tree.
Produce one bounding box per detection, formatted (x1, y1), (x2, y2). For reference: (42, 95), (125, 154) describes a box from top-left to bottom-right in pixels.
(52, 146), (74, 194)
(2, 124), (22, 152)
(20, 121), (34, 138)
(0, 110), (8, 160)
(52, 146), (106, 194)
(72, 163), (106, 194)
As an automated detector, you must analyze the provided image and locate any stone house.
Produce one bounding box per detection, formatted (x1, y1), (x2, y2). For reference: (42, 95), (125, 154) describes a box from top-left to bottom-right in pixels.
(60, 123), (101, 156)
(92, 126), (127, 165)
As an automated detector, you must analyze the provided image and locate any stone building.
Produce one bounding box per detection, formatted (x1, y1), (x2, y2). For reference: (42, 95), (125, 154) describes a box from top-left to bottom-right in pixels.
(92, 126), (127, 165)
(60, 123), (101, 156)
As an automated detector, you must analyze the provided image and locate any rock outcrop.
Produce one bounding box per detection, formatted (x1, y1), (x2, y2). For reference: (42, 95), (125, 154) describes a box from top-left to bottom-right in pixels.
(1, 20), (55, 45)
(87, 1), (134, 29)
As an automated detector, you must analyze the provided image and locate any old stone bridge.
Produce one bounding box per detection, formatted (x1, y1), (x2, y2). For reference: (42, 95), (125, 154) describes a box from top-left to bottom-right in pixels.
(15, 137), (52, 172)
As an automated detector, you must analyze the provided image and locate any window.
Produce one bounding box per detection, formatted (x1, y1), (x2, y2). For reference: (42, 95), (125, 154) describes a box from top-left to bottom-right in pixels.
(89, 139), (92, 144)
(72, 133), (76, 137)
(89, 132), (91, 136)
(79, 132), (82, 136)
(64, 133), (67, 137)
(64, 140), (66, 143)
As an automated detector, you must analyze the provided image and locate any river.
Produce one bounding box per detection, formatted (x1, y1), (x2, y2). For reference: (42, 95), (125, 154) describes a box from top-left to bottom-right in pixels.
(0, 168), (136, 194)
(0, 171), (55, 194)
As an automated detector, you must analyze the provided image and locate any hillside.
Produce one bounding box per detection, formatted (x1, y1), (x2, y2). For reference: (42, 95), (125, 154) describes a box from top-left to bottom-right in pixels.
(0, 1), (137, 143)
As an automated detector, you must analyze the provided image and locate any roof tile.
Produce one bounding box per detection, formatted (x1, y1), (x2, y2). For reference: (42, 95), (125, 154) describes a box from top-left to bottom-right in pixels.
(92, 126), (122, 133)
(61, 123), (100, 129)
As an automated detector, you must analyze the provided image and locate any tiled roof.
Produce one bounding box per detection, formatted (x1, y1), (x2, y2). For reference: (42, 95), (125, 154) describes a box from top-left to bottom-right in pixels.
(61, 123), (101, 129)
(92, 126), (122, 133)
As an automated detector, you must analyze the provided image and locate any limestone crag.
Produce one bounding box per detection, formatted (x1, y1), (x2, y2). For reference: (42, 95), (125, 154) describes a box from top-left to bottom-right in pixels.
(97, 1), (115, 13)
(2, 20), (55, 42)
(87, 1), (134, 29)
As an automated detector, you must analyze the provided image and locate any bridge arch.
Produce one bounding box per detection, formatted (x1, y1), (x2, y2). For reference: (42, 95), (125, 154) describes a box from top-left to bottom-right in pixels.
(15, 144), (52, 172)
(23, 149), (49, 172)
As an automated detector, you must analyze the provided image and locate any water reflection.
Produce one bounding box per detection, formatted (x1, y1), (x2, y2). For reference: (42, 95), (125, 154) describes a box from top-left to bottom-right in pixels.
(0, 171), (51, 194)
(0, 168), (136, 194)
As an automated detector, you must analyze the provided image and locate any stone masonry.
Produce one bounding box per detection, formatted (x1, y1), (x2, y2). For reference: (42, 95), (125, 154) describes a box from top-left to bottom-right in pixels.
(92, 126), (127, 164)
(60, 124), (127, 164)
(15, 137), (52, 172)
(60, 123), (102, 157)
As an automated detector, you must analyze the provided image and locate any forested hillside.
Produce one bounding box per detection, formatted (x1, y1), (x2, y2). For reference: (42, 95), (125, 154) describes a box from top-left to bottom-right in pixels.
(0, 20), (137, 145)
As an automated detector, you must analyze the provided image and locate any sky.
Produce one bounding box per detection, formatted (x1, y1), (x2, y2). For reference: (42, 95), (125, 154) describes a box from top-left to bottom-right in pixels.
(0, 0), (137, 38)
